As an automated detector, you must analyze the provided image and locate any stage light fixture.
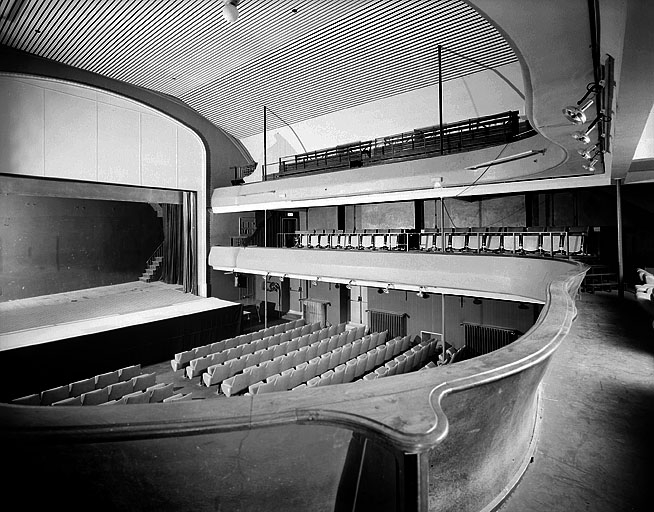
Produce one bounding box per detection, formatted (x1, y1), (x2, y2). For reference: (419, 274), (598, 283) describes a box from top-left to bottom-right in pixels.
(571, 113), (605, 144)
(346, 280), (355, 290)
(577, 144), (600, 160)
(222, 1), (238, 23)
(562, 81), (603, 124)
(417, 286), (428, 298)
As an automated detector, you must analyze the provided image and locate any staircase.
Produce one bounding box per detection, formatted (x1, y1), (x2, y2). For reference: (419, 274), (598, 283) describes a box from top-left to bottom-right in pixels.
(581, 264), (619, 293)
(139, 243), (164, 283)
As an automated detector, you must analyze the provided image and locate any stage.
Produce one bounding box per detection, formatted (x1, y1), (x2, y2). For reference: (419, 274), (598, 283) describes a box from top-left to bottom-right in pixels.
(0, 281), (242, 401)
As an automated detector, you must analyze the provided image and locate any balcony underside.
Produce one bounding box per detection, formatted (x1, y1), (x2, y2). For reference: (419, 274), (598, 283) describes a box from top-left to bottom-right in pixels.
(209, 246), (580, 304)
(212, 134), (610, 213)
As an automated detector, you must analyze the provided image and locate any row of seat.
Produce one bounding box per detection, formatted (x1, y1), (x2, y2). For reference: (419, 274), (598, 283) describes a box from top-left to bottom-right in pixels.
(204, 323), (359, 390)
(171, 318), (308, 371)
(295, 229), (406, 251)
(12, 363), (144, 406)
(184, 321), (324, 379)
(247, 330), (391, 395)
(98, 382), (192, 406)
(419, 227), (587, 255)
(359, 336), (440, 382)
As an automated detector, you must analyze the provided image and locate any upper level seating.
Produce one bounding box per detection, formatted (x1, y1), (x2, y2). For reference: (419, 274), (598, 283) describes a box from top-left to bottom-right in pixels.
(358, 335), (440, 381)
(287, 226), (588, 258)
(10, 364), (183, 406)
(275, 111), (534, 178)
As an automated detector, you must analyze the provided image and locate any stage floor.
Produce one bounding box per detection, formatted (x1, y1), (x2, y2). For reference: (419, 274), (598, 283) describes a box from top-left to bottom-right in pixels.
(0, 281), (237, 352)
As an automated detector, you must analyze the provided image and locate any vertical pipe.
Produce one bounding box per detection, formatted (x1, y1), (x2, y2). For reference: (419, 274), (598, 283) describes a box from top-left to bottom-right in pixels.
(616, 178), (624, 299)
(263, 106), (267, 182)
(264, 274), (268, 328)
(438, 45), (444, 156)
(440, 196), (445, 251)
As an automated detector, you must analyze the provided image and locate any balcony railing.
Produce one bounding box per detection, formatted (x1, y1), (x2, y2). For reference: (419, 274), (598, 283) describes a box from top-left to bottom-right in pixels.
(276, 111), (534, 178)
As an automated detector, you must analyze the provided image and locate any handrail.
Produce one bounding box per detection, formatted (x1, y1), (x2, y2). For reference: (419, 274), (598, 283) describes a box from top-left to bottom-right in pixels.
(144, 242), (164, 274)
(277, 111), (534, 178)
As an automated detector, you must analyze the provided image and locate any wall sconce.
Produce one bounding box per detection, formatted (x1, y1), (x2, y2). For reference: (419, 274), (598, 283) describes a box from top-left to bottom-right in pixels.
(417, 286), (428, 298)
(346, 280), (355, 290)
(383, 284), (393, 294)
(312, 277), (319, 286)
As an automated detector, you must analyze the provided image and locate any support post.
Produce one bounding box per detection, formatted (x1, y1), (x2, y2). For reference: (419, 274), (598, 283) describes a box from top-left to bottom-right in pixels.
(438, 45), (444, 156)
(616, 178), (624, 299)
(264, 208), (268, 327)
(263, 106), (267, 182)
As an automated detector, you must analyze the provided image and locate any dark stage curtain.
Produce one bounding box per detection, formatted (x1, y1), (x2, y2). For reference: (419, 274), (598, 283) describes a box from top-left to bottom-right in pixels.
(161, 192), (197, 294)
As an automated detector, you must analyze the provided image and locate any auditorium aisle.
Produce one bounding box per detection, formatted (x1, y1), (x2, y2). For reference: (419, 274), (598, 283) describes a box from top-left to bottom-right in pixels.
(499, 291), (654, 511)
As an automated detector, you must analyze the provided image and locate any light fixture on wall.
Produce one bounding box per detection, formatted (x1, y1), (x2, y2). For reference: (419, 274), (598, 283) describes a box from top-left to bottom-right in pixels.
(280, 274), (287, 282)
(571, 113), (607, 144)
(562, 82), (603, 125)
(346, 280), (355, 290)
(383, 284), (393, 294)
(222, 0), (239, 23)
(577, 144), (600, 160)
(312, 277), (320, 286)
(417, 286), (428, 298)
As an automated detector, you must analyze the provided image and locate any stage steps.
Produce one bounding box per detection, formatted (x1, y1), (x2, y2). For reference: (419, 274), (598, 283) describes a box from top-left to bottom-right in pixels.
(139, 256), (163, 283)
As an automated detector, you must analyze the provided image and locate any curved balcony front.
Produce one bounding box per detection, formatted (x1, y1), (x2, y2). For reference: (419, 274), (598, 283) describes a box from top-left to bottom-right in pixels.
(0, 254), (586, 512)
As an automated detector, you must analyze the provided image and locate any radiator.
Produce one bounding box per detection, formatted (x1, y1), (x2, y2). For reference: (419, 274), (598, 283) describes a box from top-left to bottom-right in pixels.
(463, 323), (520, 356)
(368, 310), (408, 339)
(301, 299), (330, 327)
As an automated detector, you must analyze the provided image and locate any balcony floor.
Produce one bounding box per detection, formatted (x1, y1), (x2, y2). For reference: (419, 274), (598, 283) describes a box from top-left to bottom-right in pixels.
(499, 290), (654, 512)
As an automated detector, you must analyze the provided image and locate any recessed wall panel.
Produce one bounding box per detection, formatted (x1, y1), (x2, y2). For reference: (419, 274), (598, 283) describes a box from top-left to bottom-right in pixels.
(0, 77), (45, 176)
(177, 127), (205, 190)
(97, 103), (140, 185)
(141, 113), (177, 188)
(44, 89), (97, 181)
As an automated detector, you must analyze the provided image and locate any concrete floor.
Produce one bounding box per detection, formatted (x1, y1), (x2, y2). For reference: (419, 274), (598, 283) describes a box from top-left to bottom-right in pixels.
(499, 291), (654, 512)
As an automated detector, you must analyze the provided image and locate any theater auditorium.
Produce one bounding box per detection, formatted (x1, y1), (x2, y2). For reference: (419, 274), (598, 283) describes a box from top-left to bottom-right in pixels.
(1, 1), (652, 511)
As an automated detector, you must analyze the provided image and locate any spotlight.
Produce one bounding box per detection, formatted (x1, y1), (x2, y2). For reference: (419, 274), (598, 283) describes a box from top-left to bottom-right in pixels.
(417, 286), (427, 298)
(571, 113), (606, 144)
(222, 1), (238, 23)
(383, 284), (392, 294)
(562, 82), (603, 124)
(312, 277), (320, 286)
(346, 280), (355, 290)
(577, 144), (600, 160)
(582, 158), (599, 172)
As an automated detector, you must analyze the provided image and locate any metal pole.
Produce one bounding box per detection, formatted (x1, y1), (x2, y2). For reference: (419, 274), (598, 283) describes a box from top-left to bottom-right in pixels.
(263, 106), (267, 182)
(264, 274), (268, 328)
(264, 208), (268, 327)
(438, 44), (443, 156)
(440, 196), (445, 251)
(616, 178), (624, 299)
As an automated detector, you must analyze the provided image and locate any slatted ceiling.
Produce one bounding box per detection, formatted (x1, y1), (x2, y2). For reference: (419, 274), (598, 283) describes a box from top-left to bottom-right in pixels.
(0, 0), (518, 139)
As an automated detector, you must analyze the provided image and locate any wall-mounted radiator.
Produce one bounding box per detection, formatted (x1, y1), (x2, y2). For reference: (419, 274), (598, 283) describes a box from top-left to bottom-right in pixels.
(462, 323), (521, 357)
(301, 299), (330, 327)
(368, 310), (408, 339)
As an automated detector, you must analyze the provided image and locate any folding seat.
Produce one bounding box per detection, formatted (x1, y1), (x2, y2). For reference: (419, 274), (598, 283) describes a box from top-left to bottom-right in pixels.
(388, 230), (402, 250)
(319, 327), (330, 340)
(148, 382), (175, 403)
(300, 323), (312, 336)
(289, 363), (308, 389)
(224, 337), (238, 350)
(193, 345), (211, 359)
(404, 351), (417, 373)
(250, 330), (263, 342)
(329, 347), (343, 367)
(309, 230), (320, 248)
(375, 366), (389, 378)
(344, 231), (358, 250)
(351, 339), (363, 358)
(257, 379), (277, 394)
(327, 324), (337, 337)
(203, 364), (230, 387)
(360, 230), (374, 249)
(448, 228), (468, 252)
(251, 338), (266, 352)
(311, 321), (322, 332)
(263, 326), (275, 338)
(502, 227), (523, 253)
(309, 332), (320, 344)
(466, 227), (487, 252)
(210, 351), (229, 366)
(186, 357), (211, 379)
(354, 353), (368, 378)
(318, 230), (332, 248)
(329, 230), (343, 249)
(420, 229), (435, 251)
(378, 331), (388, 345)
(108, 380), (134, 401)
(244, 351), (262, 368)
(433, 230), (444, 251)
(305, 342), (318, 360)
(248, 382), (263, 395)
(385, 360), (399, 376)
(343, 359), (358, 383)
(305, 358), (320, 382)
(346, 328), (357, 344)
(484, 227), (503, 253)
(340, 343), (353, 364)
(82, 387), (109, 405)
(224, 347), (240, 361)
(296, 345), (310, 364)
(163, 393), (192, 402)
(95, 370), (120, 389)
(399, 335), (411, 353)
(69, 377), (96, 397)
(279, 331), (291, 344)
(332, 364), (346, 385)
(52, 395), (83, 406)
(364, 351), (377, 372)
(241, 332), (253, 344)
(373, 230), (387, 250)
(336, 322), (347, 335)
(286, 337), (299, 352)
(293, 318), (305, 329)
(210, 340), (226, 354)
(266, 356), (282, 376)
(118, 364), (141, 382)
(522, 227), (543, 254)
(240, 343), (255, 356)
(355, 325), (366, 339)
(132, 372), (157, 392)
(12, 393), (41, 405)
(275, 368), (293, 392)
(317, 354), (331, 375)
(335, 331), (347, 348)
(172, 350), (195, 371)
(306, 376), (321, 388)
(374, 344), (387, 366)
(123, 390), (150, 405)
(396, 354), (408, 374)
(368, 332), (380, 349)
(315, 338), (328, 356)
(41, 385), (70, 406)
(279, 353), (295, 373)
(220, 376), (238, 397)
(319, 370), (334, 386)
(362, 373), (378, 382)
(271, 342), (286, 358)
(420, 361), (438, 371)
(359, 335), (371, 353)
